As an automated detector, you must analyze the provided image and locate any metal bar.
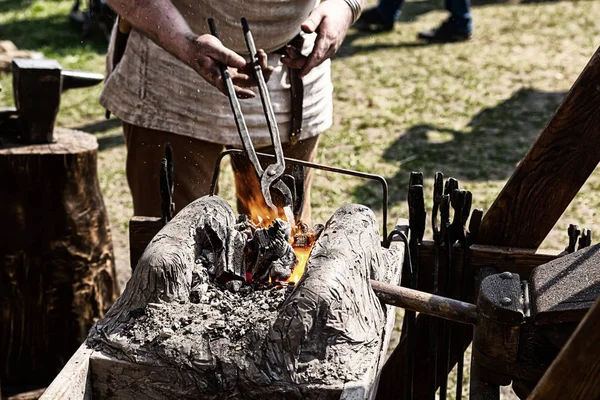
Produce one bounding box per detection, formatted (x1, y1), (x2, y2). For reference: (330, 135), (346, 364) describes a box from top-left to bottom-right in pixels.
(208, 18), (264, 177)
(429, 171), (444, 399)
(240, 18), (291, 210)
(456, 191), (472, 400)
(241, 18), (284, 179)
(404, 173), (425, 400)
(209, 149), (390, 244)
(370, 280), (478, 326)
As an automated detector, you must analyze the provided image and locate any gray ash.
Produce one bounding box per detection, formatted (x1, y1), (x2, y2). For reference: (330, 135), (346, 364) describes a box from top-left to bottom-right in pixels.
(114, 276), (296, 372)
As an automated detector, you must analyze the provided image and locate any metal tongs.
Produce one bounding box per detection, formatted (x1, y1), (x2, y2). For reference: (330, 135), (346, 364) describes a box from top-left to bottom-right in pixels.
(208, 18), (294, 219)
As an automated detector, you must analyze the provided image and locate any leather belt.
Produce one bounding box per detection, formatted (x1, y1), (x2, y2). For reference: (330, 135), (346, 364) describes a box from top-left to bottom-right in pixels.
(275, 34), (304, 145)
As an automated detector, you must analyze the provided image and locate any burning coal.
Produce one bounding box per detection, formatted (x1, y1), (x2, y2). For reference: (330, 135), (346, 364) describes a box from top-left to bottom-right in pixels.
(195, 212), (322, 291)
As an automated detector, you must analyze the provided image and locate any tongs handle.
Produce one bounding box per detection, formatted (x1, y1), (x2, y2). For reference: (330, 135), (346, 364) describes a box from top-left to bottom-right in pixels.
(241, 18), (286, 179)
(208, 18), (263, 175)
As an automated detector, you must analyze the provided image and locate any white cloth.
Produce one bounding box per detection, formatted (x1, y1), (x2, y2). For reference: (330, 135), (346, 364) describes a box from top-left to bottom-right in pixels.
(100, 0), (333, 147)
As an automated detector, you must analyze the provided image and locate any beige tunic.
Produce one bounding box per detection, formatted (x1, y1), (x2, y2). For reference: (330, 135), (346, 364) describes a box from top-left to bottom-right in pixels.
(100, 0), (333, 147)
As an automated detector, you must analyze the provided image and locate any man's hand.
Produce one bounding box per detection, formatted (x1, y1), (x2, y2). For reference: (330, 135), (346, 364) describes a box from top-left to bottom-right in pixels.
(182, 34), (274, 99)
(281, 0), (353, 78)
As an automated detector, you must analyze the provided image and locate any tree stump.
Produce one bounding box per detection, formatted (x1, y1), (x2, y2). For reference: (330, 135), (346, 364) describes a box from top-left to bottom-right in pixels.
(0, 128), (118, 391)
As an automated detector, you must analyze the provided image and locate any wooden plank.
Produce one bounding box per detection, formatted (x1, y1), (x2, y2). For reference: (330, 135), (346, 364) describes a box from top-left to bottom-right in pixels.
(476, 46), (600, 248)
(416, 241), (559, 293)
(39, 343), (92, 400)
(129, 216), (163, 270)
(529, 295), (600, 400)
(7, 388), (46, 400)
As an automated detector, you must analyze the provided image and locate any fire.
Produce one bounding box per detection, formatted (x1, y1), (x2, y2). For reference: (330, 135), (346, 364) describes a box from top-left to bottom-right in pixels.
(288, 245), (311, 284)
(235, 167), (316, 284)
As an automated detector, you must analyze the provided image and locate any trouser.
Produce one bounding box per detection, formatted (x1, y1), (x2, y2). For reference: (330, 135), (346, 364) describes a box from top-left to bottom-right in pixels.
(376, 0), (472, 32)
(122, 122), (319, 224)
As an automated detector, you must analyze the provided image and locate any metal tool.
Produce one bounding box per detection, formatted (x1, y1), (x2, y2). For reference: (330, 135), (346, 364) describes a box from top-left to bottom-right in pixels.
(209, 149), (391, 244)
(567, 224), (581, 254)
(439, 185), (453, 399)
(404, 172), (426, 399)
(429, 171), (444, 399)
(208, 18), (294, 221)
(455, 190), (472, 400)
(160, 142), (175, 225)
(578, 228), (592, 250)
(5, 58), (103, 143)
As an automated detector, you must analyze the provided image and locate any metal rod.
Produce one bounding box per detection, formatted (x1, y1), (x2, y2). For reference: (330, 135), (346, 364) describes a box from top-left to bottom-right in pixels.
(370, 280), (478, 326)
(209, 149), (390, 244)
(429, 172), (444, 399)
(208, 18), (264, 178)
(241, 18), (285, 179)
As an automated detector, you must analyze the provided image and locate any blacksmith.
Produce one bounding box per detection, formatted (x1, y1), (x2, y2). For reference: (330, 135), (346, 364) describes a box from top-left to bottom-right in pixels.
(101, 0), (362, 223)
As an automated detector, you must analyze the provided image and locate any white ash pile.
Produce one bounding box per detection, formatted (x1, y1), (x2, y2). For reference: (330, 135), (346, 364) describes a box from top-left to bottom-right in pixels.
(111, 276), (296, 370)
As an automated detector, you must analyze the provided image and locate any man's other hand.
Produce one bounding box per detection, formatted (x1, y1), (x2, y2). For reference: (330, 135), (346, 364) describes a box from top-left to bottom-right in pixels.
(281, 0), (353, 78)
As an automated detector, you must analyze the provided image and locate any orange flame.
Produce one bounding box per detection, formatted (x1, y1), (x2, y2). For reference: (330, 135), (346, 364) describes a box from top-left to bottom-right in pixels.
(288, 246), (311, 284)
(235, 166), (315, 284)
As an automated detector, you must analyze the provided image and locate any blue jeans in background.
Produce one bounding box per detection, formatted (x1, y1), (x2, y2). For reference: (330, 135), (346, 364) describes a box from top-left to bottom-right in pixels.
(376, 0), (472, 33)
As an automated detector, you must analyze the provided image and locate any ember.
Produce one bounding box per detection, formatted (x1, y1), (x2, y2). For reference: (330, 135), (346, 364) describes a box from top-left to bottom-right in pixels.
(196, 209), (321, 289)
(231, 171), (322, 286)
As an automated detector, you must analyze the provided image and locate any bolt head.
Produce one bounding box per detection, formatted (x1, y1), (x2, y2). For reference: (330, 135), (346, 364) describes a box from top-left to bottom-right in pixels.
(500, 272), (513, 279)
(267, 169), (276, 176)
(500, 297), (512, 306)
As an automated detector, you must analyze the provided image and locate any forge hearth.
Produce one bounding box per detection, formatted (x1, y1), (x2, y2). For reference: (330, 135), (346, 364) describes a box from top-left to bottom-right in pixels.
(86, 196), (404, 399)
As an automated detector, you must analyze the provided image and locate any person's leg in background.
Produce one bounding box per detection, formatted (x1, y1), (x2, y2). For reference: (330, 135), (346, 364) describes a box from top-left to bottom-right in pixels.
(355, 0), (405, 33)
(231, 135), (320, 226)
(418, 0), (472, 42)
(122, 122), (224, 217)
(446, 0), (473, 34)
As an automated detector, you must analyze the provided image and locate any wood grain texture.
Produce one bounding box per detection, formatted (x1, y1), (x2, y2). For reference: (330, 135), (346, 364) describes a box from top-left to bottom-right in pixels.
(377, 243), (558, 399)
(529, 295), (600, 400)
(38, 343), (92, 400)
(128, 216), (162, 271)
(476, 46), (600, 248)
(416, 241), (559, 294)
(0, 128), (117, 389)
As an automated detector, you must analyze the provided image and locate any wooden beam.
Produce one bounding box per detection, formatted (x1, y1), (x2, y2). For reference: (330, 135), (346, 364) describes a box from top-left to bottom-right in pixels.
(378, 243), (560, 399)
(416, 241), (559, 293)
(38, 343), (92, 400)
(129, 216), (163, 270)
(476, 46), (600, 248)
(371, 280), (478, 325)
(529, 295), (600, 400)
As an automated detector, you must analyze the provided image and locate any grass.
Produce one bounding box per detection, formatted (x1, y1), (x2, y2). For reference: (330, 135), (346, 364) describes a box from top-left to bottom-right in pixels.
(2, 0), (600, 397)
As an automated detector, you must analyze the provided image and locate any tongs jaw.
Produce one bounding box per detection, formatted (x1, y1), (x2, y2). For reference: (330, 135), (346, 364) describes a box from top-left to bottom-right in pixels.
(208, 18), (294, 214)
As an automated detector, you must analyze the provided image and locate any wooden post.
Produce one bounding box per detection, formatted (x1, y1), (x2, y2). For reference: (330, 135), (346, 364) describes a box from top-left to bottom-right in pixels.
(476, 46), (600, 248)
(0, 128), (118, 391)
(529, 295), (600, 400)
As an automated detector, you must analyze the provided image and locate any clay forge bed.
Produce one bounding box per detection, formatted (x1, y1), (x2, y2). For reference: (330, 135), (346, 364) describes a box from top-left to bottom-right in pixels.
(45, 195), (405, 400)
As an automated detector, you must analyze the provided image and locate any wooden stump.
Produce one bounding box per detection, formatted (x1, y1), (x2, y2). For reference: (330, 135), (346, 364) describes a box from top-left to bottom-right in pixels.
(0, 128), (118, 391)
